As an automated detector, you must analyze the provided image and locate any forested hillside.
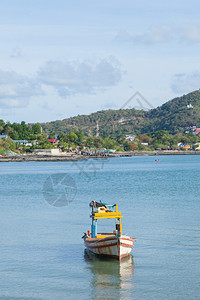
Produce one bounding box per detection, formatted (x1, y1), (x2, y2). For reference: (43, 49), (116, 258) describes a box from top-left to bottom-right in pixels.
(40, 90), (200, 136)
(145, 90), (200, 133)
(41, 108), (147, 137)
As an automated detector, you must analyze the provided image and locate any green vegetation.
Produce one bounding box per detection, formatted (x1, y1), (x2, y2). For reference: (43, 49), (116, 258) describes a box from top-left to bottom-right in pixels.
(1, 121), (200, 154)
(145, 90), (200, 133)
(1, 90), (200, 154)
(137, 131), (200, 150)
(0, 120), (41, 140)
(40, 90), (200, 137)
(40, 108), (146, 137)
(0, 136), (17, 155)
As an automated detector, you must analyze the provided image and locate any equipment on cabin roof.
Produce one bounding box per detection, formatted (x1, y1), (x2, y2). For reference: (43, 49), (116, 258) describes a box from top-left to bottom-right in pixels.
(89, 201), (107, 208)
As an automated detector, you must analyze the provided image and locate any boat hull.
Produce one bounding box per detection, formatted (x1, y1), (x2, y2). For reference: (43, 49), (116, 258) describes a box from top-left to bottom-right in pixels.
(84, 235), (134, 259)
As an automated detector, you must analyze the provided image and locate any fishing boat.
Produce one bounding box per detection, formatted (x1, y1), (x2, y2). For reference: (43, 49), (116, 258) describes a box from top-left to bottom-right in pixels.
(82, 201), (134, 259)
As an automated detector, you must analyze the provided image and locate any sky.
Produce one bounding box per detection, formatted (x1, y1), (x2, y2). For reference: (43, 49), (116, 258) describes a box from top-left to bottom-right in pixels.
(1, 0), (200, 123)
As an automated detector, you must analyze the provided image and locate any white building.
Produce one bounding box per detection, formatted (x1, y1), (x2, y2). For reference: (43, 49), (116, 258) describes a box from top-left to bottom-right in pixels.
(33, 149), (60, 155)
(125, 134), (135, 142)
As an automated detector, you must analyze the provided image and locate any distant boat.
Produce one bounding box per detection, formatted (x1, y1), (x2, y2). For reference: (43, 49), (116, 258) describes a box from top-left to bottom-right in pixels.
(82, 201), (134, 260)
(155, 159), (160, 162)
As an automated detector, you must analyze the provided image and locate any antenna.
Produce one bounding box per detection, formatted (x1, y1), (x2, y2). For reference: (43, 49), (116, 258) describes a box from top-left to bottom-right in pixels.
(96, 121), (99, 136)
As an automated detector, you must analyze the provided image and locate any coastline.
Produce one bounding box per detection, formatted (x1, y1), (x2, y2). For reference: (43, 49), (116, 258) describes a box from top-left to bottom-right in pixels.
(1, 150), (200, 162)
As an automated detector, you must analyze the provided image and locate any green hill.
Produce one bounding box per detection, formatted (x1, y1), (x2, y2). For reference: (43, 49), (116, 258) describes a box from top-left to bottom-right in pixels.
(145, 90), (200, 133)
(41, 90), (200, 136)
(41, 108), (147, 137)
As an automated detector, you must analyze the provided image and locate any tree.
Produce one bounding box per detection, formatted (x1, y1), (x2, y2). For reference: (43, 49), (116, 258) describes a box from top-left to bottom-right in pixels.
(124, 142), (133, 151)
(59, 141), (69, 151)
(4, 126), (18, 139)
(138, 133), (153, 144)
(86, 137), (95, 148)
(36, 140), (57, 149)
(68, 131), (78, 143)
(0, 126), (4, 134)
(103, 137), (118, 149)
(93, 137), (104, 148)
(0, 120), (5, 128)
(116, 134), (126, 144)
(32, 124), (41, 135)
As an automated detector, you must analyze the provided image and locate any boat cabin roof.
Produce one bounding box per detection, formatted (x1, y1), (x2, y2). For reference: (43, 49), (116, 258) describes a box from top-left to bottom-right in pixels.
(89, 201), (123, 220)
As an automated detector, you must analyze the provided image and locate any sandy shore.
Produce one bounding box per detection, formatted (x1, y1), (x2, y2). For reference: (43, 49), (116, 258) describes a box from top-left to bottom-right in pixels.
(0, 150), (200, 162)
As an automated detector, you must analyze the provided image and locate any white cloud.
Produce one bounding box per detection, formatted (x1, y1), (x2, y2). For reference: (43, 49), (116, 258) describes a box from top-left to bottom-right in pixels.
(0, 57), (123, 112)
(171, 72), (200, 94)
(115, 27), (172, 45)
(38, 58), (122, 97)
(0, 70), (43, 108)
(115, 25), (200, 45)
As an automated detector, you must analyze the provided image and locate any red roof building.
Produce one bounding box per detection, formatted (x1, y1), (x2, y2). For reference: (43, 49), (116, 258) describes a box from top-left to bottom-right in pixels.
(196, 129), (200, 134)
(48, 139), (59, 145)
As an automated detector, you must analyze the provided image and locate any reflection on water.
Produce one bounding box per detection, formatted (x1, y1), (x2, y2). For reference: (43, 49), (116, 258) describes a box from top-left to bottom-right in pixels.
(84, 250), (134, 299)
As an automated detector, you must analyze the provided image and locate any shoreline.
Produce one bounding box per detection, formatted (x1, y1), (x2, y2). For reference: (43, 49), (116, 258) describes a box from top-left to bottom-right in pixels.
(0, 150), (200, 162)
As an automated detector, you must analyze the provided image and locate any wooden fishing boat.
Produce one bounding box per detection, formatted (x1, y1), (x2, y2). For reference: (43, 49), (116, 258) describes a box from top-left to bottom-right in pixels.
(82, 201), (134, 259)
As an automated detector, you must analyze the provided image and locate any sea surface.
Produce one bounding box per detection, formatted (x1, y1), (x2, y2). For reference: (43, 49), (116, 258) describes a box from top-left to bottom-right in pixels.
(0, 155), (200, 300)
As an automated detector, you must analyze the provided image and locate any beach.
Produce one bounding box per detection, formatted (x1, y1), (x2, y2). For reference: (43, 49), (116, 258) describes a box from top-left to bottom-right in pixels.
(1, 150), (200, 162)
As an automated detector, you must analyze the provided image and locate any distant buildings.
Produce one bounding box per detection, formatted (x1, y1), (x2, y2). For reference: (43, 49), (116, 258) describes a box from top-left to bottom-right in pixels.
(177, 142), (200, 151)
(185, 126), (200, 135)
(187, 103), (193, 109)
(48, 139), (59, 145)
(14, 140), (33, 146)
(118, 118), (126, 124)
(179, 144), (193, 150)
(125, 134), (135, 142)
(195, 144), (200, 151)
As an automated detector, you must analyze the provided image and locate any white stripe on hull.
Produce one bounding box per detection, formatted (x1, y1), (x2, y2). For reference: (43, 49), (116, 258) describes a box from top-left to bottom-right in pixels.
(84, 235), (134, 259)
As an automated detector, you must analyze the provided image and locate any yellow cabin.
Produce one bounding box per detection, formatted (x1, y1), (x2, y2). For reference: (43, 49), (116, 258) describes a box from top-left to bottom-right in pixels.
(89, 201), (123, 238)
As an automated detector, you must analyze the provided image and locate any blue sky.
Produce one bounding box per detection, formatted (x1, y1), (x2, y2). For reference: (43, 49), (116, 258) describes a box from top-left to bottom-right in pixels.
(1, 0), (200, 123)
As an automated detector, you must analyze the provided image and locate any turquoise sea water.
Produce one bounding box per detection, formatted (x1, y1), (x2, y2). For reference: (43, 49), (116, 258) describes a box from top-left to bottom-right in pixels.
(0, 155), (200, 299)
